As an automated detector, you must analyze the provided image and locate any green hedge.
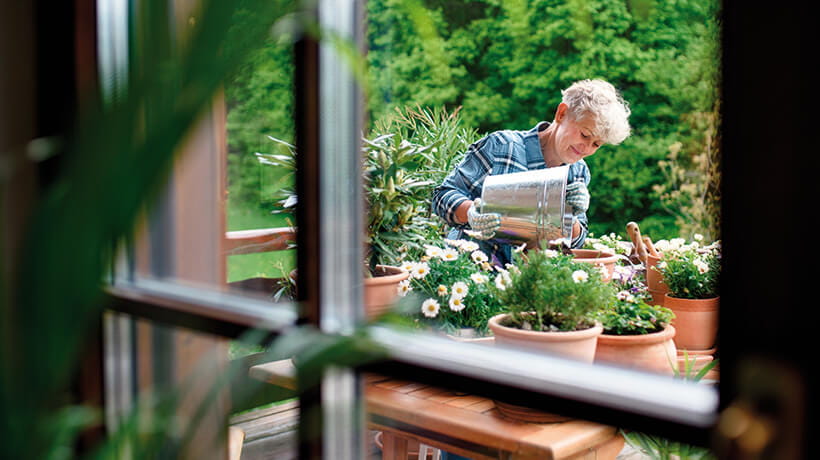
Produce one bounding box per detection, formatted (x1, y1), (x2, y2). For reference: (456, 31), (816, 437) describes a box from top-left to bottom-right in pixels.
(225, 0), (720, 240)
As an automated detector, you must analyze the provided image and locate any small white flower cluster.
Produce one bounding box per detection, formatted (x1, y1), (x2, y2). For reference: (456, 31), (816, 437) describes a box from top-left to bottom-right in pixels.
(403, 240), (495, 318)
(653, 234), (709, 253)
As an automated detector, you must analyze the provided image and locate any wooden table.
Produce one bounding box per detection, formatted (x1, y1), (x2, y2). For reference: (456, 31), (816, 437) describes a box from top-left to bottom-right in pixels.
(250, 360), (624, 460)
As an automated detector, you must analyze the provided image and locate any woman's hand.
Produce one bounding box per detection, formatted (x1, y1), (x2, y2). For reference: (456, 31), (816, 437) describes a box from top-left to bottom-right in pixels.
(466, 198), (501, 240)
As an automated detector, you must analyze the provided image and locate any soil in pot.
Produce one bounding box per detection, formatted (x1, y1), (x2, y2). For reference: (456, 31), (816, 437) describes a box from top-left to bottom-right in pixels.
(488, 313), (602, 422)
(594, 325), (677, 375)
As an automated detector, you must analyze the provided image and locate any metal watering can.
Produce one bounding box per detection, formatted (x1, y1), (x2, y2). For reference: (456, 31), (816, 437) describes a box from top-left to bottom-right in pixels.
(479, 166), (574, 247)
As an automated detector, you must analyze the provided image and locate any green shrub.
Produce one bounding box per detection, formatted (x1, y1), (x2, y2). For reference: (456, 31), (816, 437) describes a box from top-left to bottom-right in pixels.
(492, 249), (614, 331)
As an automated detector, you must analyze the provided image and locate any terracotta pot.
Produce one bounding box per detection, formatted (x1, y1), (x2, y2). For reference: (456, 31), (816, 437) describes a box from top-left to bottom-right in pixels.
(571, 249), (619, 282)
(595, 326), (678, 375)
(647, 288), (667, 307)
(645, 253), (669, 294)
(664, 294), (719, 350)
(364, 265), (409, 319)
(488, 313), (602, 422)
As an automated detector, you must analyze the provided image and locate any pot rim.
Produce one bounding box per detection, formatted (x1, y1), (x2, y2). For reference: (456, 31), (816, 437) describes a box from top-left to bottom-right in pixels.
(365, 264), (409, 286)
(570, 248), (619, 264)
(663, 294), (720, 311)
(488, 313), (603, 341)
(598, 324), (676, 344)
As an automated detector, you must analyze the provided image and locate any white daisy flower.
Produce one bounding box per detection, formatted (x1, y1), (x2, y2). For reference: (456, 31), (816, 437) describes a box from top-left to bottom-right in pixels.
(436, 284), (448, 296)
(451, 281), (469, 299)
(471, 250), (489, 264)
(504, 263), (521, 275)
(693, 233), (704, 241)
(494, 271), (511, 290)
(480, 262), (492, 271)
(424, 245), (443, 258)
(460, 241), (480, 252)
(572, 270), (589, 283)
(421, 299), (440, 318)
(401, 261), (416, 273)
(654, 240), (670, 252)
(657, 261), (668, 270)
(411, 262), (431, 279)
(542, 249), (559, 258)
(470, 273), (488, 284)
(440, 248), (459, 261)
(444, 238), (460, 248)
(448, 296), (466, 312)
(397, 280), (412, 297)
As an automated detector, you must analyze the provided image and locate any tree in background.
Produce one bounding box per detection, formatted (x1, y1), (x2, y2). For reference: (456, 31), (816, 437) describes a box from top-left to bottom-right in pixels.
(365, 0), (721, 239)
(225, 37), (294, 212)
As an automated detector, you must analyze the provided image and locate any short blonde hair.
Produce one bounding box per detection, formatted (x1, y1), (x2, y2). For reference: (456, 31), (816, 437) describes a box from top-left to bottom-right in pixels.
(561, 79), (631, 145)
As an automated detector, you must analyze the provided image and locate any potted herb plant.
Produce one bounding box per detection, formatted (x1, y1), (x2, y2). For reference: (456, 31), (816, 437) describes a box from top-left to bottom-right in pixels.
(488, 247), (613, 422)
(397, 238), (504, 340)
(594, 265), (678, 375)
(656, 241), (720, 351)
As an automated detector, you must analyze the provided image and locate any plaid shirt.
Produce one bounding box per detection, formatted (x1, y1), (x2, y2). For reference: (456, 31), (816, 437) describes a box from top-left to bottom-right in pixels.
(432, 121), (590, 265)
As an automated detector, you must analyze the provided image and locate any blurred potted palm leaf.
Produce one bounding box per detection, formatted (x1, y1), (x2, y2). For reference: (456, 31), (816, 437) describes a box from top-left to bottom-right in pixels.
(0, 0), (326, 457)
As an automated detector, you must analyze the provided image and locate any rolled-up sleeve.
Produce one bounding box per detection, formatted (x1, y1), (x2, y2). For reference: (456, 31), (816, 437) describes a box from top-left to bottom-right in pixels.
(432, 137), (494, 227)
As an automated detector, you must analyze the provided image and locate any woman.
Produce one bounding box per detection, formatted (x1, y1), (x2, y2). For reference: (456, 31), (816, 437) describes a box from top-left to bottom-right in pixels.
(432, 79), (632, 266)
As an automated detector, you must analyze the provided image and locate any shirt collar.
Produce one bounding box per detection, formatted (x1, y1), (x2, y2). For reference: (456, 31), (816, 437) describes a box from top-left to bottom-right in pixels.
(525, 121), (550, 167)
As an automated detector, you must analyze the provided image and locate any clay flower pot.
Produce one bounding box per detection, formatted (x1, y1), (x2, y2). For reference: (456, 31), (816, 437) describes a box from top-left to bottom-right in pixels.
(663, 294), (719, 350)
(364, 265), (409, 320)
(488, 313), (602, 422)
(644, 253), (669, 307)
(571, 249), (619, 282)
(595, 325), (678, 375)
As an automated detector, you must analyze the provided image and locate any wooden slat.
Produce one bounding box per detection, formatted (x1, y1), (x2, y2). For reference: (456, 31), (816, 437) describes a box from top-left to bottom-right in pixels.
(366, 383), (619, 458)
(248, 359), (297, 390)
(224, 227), (296, 255)
(228, 426), (245, 460)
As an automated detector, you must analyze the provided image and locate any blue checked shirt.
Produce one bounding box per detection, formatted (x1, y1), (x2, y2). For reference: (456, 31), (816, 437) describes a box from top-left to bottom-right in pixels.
(432, 121), (590, 266)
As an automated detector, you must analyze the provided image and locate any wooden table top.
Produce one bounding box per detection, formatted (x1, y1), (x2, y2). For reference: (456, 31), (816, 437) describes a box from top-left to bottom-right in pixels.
(250, 359), (623, 459)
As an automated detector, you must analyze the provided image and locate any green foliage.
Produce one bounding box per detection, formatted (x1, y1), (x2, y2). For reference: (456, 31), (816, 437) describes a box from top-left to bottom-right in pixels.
(1, 1), (303, 458)
(364, 105), (481, 269)
(622, 352), (719, 459)
(492, 249), (614, 331)
(597, 300), (674, 335)
(622, 429), (716, 460)
(399, 239), (505, 334)
(225, 35), (295, 210)
(657, 243), (720, 299)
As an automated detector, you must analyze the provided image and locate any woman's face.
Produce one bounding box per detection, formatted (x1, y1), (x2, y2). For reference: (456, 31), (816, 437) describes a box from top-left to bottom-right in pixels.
(552, 106), (604, 165)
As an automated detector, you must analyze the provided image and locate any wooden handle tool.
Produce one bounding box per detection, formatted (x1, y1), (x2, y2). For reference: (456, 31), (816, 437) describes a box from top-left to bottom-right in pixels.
(642, 236), (660, 258)
(626, 221), (648, 264)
